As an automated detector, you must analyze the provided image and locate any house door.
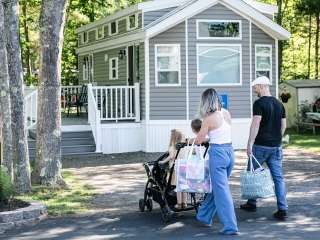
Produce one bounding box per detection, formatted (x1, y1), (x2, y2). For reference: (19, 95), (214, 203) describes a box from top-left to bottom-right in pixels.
(127, 46), (134, 86)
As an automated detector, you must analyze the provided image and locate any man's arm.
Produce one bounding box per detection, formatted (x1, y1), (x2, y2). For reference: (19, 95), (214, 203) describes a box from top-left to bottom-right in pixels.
(247, 116), (262, 157)
(281, 118), (286, 136)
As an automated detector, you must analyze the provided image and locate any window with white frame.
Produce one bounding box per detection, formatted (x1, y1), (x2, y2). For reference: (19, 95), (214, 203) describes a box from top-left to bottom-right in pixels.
(197, 20), (241, 39)
(96, 26), (104, 40)
(255, 45), (272, 82)
(80, 32), (89, 44)
(155, 44), (181, 86)
(109, 57), (118, 80)
(127, 14), (138, 31)
(83, 55), (93, 82)
(197, 44), (241, 86)
(109, 21), (118, 36)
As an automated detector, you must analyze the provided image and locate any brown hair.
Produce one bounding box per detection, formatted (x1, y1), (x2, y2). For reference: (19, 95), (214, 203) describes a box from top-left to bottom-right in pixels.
(191, 119), (202, 133)
(169, 129), (183, 148)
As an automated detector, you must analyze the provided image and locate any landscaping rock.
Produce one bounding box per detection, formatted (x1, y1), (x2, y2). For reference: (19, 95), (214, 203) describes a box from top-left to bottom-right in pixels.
(0, 211), (23, 223)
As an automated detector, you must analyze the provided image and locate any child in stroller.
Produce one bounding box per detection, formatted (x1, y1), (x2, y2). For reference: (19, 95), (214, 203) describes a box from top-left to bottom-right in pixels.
(139, 122), (209, 222)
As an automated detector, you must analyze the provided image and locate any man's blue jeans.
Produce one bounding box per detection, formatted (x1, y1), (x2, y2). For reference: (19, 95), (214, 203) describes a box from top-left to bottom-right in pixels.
(247, 144), (288, 211)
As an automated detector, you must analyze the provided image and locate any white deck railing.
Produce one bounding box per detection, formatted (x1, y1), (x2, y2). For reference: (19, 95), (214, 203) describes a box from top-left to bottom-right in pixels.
(88, 84), (102, 152)
(91, 83), (140, 122)
(61, 85), (82, 109)
(24, 88), (38, 130)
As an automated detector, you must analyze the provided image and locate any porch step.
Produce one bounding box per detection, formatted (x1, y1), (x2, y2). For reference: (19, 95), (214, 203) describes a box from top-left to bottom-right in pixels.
(28, 130), (96, 159)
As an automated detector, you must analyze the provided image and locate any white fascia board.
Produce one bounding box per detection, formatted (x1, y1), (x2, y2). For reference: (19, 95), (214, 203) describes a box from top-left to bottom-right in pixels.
(146, 0), (290, 40)
(138, 0), (188, 11)
(243, 0), (278, 15)
(226, 0), (290, 40)
(146, 0), (219, 38)
(76, 5), (139, 33)
(76, 31), (145, 54)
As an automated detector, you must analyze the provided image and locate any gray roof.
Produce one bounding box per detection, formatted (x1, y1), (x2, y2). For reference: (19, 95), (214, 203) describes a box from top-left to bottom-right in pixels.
(283, 80), (320, 88)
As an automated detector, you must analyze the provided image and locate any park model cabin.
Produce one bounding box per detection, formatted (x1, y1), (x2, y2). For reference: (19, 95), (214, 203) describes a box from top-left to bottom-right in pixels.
(75, 0), (290, 154)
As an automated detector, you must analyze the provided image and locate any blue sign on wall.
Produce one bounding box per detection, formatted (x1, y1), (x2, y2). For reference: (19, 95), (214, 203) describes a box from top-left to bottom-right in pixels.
(220, 94), (229, 109)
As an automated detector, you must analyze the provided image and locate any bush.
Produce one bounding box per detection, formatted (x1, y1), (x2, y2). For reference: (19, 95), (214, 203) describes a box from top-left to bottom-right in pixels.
(0, 167), (15, 203)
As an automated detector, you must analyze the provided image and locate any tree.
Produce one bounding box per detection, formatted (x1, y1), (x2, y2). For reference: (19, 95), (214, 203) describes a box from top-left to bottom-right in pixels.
(21, 0), (32, 79)
(0, 1), (14, 181)
(33, 0), (68, 186)
(4, 0), (31, 193)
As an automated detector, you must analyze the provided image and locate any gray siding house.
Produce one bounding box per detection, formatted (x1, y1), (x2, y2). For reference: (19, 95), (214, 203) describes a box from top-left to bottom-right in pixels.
(75, 0), (290, 153)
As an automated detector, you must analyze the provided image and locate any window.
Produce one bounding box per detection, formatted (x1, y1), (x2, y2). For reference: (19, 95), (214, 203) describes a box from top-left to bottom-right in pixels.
(197, 44), (242, 86)
(109, 57), (118, 80)
(155, 44), (181, 86)
(127, 14), (138, 31)
(80, 32), (89, 44)
(82, 55), (93, 82)
(255, 45), (272, 82)
(197, 20), (241, 39)
(109, 21), (118, 36)
(96, 26), (104, 40)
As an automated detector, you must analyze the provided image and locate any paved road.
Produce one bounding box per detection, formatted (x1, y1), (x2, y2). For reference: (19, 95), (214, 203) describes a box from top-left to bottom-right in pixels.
(3, 149), (320, 239)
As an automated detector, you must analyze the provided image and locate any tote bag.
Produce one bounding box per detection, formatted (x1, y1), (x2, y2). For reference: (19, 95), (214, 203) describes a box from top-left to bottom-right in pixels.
(176, 141), (211, 193)
(240, 154), (275, 199)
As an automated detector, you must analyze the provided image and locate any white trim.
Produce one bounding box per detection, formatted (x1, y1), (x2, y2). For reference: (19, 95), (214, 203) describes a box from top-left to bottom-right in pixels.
(255, 44), (272, 85)
(249, 21), (253, 116)
(95, 25), (105, 40)
(90, 53), (94, 83)
(127, 13), (139, 31)
(109, 57), (119, 80)
(185, 19), (189, 121)
(82, 56), (88, 81)
(275, 38), (279, 98)
(196, 43), (243, 87)
(62, 125), (91, 132)
(109, 20), (119, 36)
(145, 39), (150, 122)
(196, 19), (242, 40)
(243, 0), (278, 15)
(76, 31), (145, 54)
(145, 0), (290, 40)
(154, 44), (182, 87)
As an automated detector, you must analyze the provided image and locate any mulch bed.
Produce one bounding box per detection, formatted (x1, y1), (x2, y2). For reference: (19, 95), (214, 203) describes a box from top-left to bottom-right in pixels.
(0, 199), (30, 212)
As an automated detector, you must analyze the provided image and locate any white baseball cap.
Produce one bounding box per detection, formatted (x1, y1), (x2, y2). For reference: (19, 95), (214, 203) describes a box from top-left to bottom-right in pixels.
(252, 76), (271, 86)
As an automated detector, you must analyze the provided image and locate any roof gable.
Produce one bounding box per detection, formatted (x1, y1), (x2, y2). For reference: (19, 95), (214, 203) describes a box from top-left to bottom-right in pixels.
(145, 0), (290, 40)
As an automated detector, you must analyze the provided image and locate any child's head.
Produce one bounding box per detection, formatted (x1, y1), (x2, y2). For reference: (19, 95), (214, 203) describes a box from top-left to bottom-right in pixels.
(169, 129), (183, 148)
(191, 119), (202, 134)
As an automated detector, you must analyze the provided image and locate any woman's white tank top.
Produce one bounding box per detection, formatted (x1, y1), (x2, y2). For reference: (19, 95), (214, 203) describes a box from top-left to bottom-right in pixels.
(208, 109), (232, 144)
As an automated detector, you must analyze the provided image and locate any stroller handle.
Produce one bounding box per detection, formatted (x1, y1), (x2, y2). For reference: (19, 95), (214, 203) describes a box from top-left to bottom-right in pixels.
(175, 141), (209, 150)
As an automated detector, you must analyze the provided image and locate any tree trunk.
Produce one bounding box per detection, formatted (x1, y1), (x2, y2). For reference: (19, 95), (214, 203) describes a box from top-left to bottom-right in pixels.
(33, 0), (68, 186)
(308, 14), (312, 79)
(4, 0), (31, 193)
(315, 12), (319, 79)
(0, 2), (14, 181)
(276, 0), (284, 81)
(21, 0), (32, 79)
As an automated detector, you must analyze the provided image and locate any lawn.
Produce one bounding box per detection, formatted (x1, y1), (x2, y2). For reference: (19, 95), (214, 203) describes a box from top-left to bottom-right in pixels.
(287, 132), (320, 154)
(19, 170), (96, 216)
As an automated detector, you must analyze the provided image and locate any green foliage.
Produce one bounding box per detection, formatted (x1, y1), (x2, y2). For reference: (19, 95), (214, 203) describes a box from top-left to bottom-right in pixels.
(0, 167), (15, 203)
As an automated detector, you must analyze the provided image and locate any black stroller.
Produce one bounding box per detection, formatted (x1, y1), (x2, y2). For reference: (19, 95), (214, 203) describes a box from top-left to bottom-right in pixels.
(139, 142), (209, 223)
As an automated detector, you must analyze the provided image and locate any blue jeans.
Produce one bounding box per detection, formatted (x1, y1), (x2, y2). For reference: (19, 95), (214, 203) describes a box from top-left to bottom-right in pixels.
(247, 145), (288, 211)
(196, 143), (238, 234)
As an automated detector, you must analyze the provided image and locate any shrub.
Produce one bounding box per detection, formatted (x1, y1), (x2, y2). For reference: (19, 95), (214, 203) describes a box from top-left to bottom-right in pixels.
(0, 167), (15, 203)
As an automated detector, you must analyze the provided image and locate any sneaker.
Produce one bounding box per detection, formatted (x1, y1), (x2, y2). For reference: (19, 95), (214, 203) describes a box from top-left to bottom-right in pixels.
(240, 203), (257, 212)
(219, 230), (240, 236)
(273, 210), (287, 220)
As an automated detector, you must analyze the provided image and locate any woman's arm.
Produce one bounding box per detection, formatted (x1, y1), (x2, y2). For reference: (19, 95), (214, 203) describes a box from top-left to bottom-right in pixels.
(195, 117), (210, 145)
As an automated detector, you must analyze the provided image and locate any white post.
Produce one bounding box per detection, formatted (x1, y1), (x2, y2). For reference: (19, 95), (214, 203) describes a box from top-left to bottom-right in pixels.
(95, 110), (102, 152)
(87, 84), (92, 124)
(134, 82), (140, 122)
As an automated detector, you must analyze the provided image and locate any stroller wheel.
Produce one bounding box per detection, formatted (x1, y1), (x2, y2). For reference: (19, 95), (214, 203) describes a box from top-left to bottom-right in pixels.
(161, 206), (174, 223)
(139, 199), (145, 212)
(146, 199), (153, 212)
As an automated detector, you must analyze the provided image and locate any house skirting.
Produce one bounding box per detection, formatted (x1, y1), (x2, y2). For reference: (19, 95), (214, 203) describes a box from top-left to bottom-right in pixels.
(97, 119), (251, 154)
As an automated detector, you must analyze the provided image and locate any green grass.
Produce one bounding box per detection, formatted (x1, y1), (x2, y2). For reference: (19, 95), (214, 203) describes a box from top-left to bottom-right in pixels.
(287, 132), (320, 154)
(18, 170), (96, 216)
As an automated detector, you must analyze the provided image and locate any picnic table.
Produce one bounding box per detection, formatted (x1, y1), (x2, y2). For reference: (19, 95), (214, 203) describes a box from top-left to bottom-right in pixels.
(297, 112), (320, 134)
